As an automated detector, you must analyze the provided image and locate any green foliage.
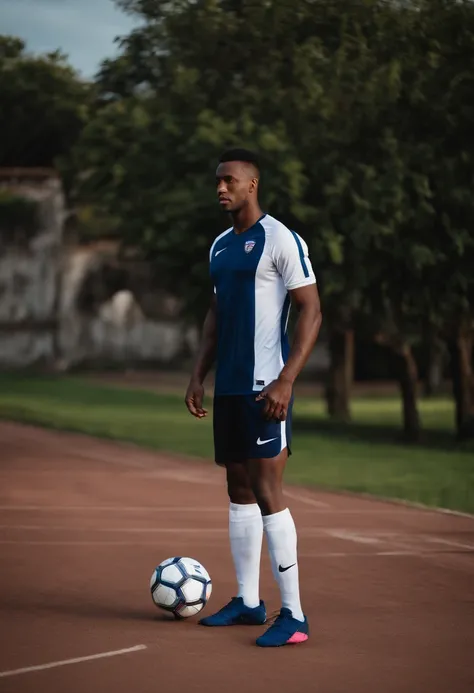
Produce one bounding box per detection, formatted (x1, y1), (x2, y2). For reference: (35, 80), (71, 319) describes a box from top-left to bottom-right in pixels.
(0, 34), (92, 169)
(71, 0), (474, 332)
(65, 0), (474, 439)
(3, 7), (472, 435)
(0, 189), (38, 241)
(72, 205), (121, 241)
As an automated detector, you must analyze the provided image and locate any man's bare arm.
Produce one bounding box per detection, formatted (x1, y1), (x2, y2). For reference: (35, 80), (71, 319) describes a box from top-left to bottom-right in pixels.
(279, 283), (322, 386)
(185, 295), (217, 418)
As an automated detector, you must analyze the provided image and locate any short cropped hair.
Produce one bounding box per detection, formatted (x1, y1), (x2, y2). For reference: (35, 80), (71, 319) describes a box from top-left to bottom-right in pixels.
(219, 148), (260, 174)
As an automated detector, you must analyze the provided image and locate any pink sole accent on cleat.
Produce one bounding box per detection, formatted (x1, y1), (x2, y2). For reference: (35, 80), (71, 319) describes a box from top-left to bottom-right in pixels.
(287, 632), (309, 644)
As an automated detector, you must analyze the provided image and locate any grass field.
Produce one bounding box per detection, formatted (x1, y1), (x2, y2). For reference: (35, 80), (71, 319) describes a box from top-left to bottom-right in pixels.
(0, 373), (473, 514)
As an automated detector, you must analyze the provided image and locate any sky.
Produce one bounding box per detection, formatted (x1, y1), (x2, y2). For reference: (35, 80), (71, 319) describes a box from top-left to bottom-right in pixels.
(0, 0), (140, 78)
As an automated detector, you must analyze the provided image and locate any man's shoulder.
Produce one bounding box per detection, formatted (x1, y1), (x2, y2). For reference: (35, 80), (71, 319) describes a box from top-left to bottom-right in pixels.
(260, 214), (289, 233)
(260, 214), (298, 245)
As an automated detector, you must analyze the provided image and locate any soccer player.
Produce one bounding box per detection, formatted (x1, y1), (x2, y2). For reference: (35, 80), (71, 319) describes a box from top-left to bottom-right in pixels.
(184, 148), (322, 647)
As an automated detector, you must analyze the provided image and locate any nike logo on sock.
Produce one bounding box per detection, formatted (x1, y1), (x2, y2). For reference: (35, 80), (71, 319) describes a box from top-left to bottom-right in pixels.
(278, 563), (296, 573)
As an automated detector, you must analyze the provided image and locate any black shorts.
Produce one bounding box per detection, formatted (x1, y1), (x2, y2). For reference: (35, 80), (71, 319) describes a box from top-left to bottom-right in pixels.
(213, 394), (293, 466)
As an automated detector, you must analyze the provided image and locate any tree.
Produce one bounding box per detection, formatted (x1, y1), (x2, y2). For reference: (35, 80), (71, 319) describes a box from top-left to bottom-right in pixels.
(74, 0), (315, 321)
(289, 0), (474, 438)
(71, 0), (474, 439)
(0, 35), (91, 170)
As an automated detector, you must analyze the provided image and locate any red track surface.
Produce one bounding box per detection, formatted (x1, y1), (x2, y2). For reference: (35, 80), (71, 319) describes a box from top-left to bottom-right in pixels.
(1, 421), (473, 693)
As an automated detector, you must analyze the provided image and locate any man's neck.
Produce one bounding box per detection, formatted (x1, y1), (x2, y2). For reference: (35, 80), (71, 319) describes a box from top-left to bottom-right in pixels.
(231, 204), (264, 234)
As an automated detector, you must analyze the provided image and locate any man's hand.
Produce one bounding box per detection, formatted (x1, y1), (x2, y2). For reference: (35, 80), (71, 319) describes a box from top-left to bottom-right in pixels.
(256, 377), (293, 421)
(185, 379), (208, 418)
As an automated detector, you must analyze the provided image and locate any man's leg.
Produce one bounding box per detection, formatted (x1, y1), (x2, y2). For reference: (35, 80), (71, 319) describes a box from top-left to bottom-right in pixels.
(244, 397), (308, 646)
(247, 452), (304, 623)
(226, 462), (263, 609)
(199, 397), (266, 627)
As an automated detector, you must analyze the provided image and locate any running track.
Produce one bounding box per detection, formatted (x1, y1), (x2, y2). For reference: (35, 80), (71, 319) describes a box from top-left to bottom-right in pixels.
(0, 421), (473, 693)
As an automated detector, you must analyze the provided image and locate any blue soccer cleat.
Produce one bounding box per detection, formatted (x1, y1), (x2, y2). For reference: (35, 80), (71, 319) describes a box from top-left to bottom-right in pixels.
(199, 597), (266, 626)
(255, 607), (309, 647)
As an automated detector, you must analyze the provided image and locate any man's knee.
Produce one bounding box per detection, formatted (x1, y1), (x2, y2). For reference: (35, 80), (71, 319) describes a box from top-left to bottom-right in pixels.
(226, 462), (256, 505)
(251, 477), (282, 515)
(247, 451), (287, 515)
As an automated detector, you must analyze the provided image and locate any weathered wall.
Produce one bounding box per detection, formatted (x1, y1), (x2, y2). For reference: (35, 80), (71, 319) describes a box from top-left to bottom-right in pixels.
(0, 169), (63, 366)
(55, 244), (197, 370)
(0, 170), (196, 369)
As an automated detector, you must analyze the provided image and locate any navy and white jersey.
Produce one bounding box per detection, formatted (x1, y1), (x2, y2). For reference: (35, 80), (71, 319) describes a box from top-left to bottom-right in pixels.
(209, 213), (316, 396)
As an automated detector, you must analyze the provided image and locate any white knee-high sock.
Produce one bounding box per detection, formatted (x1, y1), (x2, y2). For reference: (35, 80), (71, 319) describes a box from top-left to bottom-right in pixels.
(263, 508), (304, 622)
(229, 502), (263, 609)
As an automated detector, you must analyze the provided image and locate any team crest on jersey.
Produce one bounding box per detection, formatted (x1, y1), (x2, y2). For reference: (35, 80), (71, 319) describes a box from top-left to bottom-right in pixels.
(244, 240), (256, 254)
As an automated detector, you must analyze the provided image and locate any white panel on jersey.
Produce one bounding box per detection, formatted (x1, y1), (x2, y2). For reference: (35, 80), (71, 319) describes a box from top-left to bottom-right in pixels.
(253, 255), (287, 389)
(271, 223), (316, 290)
(253, 216), (316, 390)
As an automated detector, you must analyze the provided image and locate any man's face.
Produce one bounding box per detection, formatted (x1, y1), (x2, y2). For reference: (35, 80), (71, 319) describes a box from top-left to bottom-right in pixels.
(216, 161), (257, 213)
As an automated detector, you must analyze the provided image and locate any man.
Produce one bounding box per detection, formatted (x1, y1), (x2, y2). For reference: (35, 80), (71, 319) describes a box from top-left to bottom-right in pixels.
(184, 148), (322, 647)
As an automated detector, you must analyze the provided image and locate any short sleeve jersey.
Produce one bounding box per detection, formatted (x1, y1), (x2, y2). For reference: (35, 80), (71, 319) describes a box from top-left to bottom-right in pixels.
(209, 214), (316, 396)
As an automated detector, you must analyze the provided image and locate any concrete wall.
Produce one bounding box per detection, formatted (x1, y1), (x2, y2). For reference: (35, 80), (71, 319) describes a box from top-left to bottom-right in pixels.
(55, 244), (196, 370)
(0, 170), (196, 370)
(0, 169), (63, 366)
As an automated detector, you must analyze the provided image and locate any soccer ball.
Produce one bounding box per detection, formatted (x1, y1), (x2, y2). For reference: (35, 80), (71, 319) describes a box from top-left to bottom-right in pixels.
(150, 556), (212, 619)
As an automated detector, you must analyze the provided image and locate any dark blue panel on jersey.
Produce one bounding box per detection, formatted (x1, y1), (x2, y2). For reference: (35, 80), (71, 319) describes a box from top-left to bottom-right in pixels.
(210, 219), (266, 395)
(280, 292), (291, 364)
(290, 230), (309, 278)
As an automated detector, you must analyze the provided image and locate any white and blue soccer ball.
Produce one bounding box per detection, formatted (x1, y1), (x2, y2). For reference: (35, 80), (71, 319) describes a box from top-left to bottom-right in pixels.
(150, 556), (212, 619)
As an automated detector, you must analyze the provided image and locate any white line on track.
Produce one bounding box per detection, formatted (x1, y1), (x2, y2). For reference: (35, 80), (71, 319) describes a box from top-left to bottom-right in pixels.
(0, 525), (227, 533)
(4, 502), (469, 518)
(0, 505), (429, 515)
(326, 529), (382, 545)
(300, 550), (421, 557)
(0, 505), (226, 513)
(1, 540), (472, 557)
(0, 525), (411, 536)
(423, 536), (474, 551)
(284, 489), (330, 508)
(1, 526), (474, 548)
(0, 645), (147, 679)
(0, 540), (171, 545)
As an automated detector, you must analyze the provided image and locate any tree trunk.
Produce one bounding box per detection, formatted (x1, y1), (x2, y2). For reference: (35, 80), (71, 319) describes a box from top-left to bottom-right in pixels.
(326, 329), (354, 422)
(396, 343), (421, 442)
(423, 334), (445, 397)
(448, 328), (474, 440)
(375, 333), (421, 442)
